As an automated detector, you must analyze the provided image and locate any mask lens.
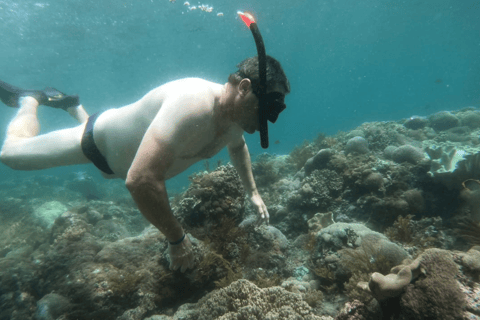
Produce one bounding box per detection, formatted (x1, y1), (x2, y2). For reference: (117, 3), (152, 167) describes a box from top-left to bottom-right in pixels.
(264, 92), (286, 123)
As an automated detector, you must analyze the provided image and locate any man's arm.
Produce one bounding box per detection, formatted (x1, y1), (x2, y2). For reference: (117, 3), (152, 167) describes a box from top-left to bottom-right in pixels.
(125, 119), (194, 272)
(227, 136), (269, 221)
(125, 134), (183, 242)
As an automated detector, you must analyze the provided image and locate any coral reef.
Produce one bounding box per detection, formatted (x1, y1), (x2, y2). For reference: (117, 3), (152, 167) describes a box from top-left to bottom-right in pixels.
(173, 165), (245, 228)
(288, 140), (319, 170)
(391, 145), (425, 164)
(345, 137), (369, 155)
(289, 169), (344, 212)
(33, 201), (68, 228)
(424, 142), (480, 188)
(403, 115), (428, 130)
(304, 148), (335, 176)
(153, 279), (333, 320)
(357, 249), (466, 320)
(252, 153), (293, 188)
(2, 106), (480, 319)
(428, 111), (461, 131)
(66, 171), (103, 200)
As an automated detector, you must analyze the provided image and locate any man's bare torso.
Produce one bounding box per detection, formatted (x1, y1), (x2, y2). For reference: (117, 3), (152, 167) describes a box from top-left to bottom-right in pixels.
(91, 78), (244, 180)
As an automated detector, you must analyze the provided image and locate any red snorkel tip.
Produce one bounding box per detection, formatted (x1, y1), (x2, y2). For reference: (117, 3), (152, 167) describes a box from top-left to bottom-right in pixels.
(237, 11), (256, 28)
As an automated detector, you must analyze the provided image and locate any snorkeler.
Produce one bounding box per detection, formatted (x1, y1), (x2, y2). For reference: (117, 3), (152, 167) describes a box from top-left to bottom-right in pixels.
(0, 12), (290, 273)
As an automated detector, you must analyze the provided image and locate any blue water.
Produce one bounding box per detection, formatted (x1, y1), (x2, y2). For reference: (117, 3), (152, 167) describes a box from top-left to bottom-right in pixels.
(1, 0), (479, 192)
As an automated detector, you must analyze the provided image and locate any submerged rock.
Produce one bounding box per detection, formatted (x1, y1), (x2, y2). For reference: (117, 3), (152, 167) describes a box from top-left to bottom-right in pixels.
(383, 145), (397, 159)
(34, 293), (70, 320)
(316, 223), (407, 259)
(304, 148), (334, 176)
(345, 136), (369, 155)
(33, 201), (68, 228)
(457, 109), (480, 129)
(428, 111), (460, 131)
(404, 115), (428, 130)
(391, 145), (425, 164)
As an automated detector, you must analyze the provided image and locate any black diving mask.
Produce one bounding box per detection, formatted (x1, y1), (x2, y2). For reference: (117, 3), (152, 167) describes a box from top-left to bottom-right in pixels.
(238, 11), (282, 149)
(262, 91), (286, 123)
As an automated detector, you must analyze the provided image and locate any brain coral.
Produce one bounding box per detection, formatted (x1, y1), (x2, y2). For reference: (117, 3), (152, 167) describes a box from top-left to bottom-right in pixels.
(391, 145), (425, 164)
(345, 136), (369, 155)
(428, 111), (460, 131)
(195, 279), (330, 320)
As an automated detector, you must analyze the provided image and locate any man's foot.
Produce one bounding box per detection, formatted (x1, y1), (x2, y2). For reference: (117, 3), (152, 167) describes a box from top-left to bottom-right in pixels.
(0, 80), (46, 108)
(0, 80), (79, 110)
(42, 87), (80, 110)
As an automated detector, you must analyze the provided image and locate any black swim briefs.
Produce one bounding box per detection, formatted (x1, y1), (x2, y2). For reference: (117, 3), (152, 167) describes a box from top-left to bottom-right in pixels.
(81, 112), (115, 175)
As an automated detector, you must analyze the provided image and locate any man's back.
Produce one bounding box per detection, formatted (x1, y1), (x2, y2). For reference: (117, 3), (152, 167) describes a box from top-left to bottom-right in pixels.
(93, 78), (243, 179)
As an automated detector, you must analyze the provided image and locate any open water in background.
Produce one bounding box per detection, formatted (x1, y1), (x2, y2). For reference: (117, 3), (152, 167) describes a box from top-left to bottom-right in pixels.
(0, 0), (479, 192)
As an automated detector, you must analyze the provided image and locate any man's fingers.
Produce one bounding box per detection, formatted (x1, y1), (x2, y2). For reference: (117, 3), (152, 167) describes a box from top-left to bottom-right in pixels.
(170, 255), (195, 273)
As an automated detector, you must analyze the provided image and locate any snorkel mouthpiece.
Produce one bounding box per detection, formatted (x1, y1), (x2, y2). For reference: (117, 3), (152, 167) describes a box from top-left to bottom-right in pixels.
(238, 11), (269, 149)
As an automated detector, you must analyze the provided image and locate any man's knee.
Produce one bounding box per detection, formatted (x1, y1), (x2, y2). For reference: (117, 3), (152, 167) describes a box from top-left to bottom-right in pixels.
(1, 149), (12, 168)
(0, 144), (22, 170)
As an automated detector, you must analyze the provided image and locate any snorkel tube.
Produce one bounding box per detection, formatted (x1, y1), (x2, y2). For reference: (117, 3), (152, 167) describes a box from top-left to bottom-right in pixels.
(237, 11), (269, 149)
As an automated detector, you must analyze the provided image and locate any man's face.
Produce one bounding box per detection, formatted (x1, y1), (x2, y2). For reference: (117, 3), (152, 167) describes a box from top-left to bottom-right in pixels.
(241, 96), (260, 134)
(247, 84), (287, 133)
(235, 79), (288, 134)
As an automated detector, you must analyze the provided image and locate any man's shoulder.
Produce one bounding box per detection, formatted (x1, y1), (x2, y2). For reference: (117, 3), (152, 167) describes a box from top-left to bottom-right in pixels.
(155, 78), (221, 115)
(147, 78), (220, 125)
(163, 78), (220, 93)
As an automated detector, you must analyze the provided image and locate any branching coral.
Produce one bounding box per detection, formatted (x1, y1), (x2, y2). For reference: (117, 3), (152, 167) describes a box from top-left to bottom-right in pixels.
(290, 169), (343, 212)
(251, 269), (282, 288)
(385, 215), (440, 250)
(107, 269), (146, 297)
(385, 215), (414, 244)
(252, 154), (283, 187)
(288, 140), (317, 170)
(178, 165), (246, 229)
(194, 251), (243, 289)
(204, 216), (250, 261)
(303, 289), (324, 308)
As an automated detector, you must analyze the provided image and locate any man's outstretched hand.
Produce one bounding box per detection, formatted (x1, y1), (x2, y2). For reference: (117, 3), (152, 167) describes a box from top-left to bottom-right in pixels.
(168, 235), (195, 273)
(250, 192), (269, 225)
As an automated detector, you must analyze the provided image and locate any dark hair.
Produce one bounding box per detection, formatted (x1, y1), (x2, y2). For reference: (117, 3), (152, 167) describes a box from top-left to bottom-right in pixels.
(228, 55), (290, 96)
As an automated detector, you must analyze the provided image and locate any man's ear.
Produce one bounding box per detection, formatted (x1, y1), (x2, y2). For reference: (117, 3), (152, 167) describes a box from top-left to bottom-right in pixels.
(238, 78), (252, 97)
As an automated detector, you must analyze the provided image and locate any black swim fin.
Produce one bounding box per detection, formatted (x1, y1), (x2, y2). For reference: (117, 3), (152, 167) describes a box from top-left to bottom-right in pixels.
(0, 80), (79, 110)
(42, 87), (80, 110)
(0, 80), (47, 108)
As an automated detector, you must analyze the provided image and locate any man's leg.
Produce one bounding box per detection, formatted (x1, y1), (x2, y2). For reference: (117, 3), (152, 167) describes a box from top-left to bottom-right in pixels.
(1, 95), (91, 170)
(67, 104), (89, 123)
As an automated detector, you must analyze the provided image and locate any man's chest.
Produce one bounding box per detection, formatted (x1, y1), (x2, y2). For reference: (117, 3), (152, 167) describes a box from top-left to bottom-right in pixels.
(179, 124), (241, 160)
